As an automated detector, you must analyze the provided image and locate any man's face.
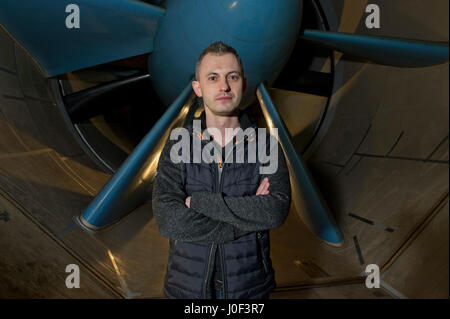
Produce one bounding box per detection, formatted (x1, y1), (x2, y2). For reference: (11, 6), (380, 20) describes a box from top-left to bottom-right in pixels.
(192, 53), (246, 116)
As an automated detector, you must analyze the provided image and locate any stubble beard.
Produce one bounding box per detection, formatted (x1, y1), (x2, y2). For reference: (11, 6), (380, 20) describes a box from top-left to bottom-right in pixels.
(204, 97), (241, 117)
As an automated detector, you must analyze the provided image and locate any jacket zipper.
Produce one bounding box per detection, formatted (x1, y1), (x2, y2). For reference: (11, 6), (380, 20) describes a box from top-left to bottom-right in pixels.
(258, 232), (269, 274)
(217, 159), (227, 298)
(217, 136), (249, 298)
(218, 164), (225, 192)
(203, 139), (224, 299)
(203, 243), (215, 298)
(201, 127), (258, 298)
(205, 137), (239, 299)
(215, 148), (228, 298)
(219, 244), (227, 299)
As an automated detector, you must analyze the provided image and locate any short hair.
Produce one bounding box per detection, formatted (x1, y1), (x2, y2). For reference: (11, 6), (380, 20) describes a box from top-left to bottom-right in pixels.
(195, 41), (244, 80)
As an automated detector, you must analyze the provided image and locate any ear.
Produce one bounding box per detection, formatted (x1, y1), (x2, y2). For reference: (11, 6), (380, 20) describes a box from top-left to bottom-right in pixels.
(192, 80), (203, 97)
(243, 77), (247, 92)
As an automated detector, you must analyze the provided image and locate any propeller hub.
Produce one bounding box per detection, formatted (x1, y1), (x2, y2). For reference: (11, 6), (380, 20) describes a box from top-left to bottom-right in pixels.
(149, 0), (302, 106)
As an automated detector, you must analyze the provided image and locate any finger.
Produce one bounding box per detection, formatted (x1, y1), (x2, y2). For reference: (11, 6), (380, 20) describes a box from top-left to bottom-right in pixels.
(256, 177), (268, 195)
(256, 183), (264, 195)
(262, 180), (270, 193)
(258, 184), (270, 196)
(261, 177), (269, 188)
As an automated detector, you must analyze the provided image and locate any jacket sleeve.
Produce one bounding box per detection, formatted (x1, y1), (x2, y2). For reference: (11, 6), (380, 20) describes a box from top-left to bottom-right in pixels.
(190, 140), (291, 232)
(152, 137), (238, 243)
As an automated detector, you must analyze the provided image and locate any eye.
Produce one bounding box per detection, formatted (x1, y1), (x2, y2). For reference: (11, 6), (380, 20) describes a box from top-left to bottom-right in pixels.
(228, 74), (240, 81)
(208, 75), (216, 81)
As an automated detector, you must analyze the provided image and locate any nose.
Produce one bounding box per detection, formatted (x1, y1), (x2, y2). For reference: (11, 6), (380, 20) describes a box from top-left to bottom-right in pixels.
(219, 76), (231, 92)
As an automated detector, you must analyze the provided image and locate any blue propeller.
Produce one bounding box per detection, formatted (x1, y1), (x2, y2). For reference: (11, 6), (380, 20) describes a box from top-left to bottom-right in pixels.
(301, 29), (449, 68)
(1, 0), (448, 246)
(0, 0), (165, 76)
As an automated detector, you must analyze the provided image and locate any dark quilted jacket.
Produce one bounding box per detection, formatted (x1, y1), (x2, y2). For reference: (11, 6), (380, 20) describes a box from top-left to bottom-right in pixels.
(152, 110), (291, 299)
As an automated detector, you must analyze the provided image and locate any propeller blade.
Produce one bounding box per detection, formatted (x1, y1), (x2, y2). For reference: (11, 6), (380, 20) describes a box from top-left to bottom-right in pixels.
(64, 73), (151, 123)
(301, 29), (449, 67)
(80, 81), (195, 230)
(0, 0), (165, 77)
(257, 83), (344, 246)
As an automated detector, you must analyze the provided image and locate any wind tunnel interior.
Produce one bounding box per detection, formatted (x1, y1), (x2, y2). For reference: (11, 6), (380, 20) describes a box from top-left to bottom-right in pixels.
(0, 0), (448, 299)
(56, 55), (166, 173)
(52, 0), (330, 174)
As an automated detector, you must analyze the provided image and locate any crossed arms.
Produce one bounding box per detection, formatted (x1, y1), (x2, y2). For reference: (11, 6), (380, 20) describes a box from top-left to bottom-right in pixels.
(152, 138), (291, 243)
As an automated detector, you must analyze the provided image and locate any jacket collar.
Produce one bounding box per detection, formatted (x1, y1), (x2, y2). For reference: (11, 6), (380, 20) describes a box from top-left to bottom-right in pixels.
(191, 109), (257, 145)
(196, 109), (257, 133)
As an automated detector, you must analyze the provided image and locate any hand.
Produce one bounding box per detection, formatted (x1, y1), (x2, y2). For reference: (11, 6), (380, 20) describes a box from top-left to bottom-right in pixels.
(256, 177), (270, 196)
(185, 196), (191, 208)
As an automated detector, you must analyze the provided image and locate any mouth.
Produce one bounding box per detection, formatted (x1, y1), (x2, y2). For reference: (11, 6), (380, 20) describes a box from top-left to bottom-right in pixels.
(216, 96), (232, 101)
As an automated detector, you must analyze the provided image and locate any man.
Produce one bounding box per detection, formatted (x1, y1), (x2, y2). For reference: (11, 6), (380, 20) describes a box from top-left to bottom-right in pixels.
(152, 41), (291, 299)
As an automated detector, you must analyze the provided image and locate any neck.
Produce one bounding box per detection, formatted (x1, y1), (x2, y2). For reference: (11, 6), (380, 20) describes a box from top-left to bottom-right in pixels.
(204, 108), (240, 147)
